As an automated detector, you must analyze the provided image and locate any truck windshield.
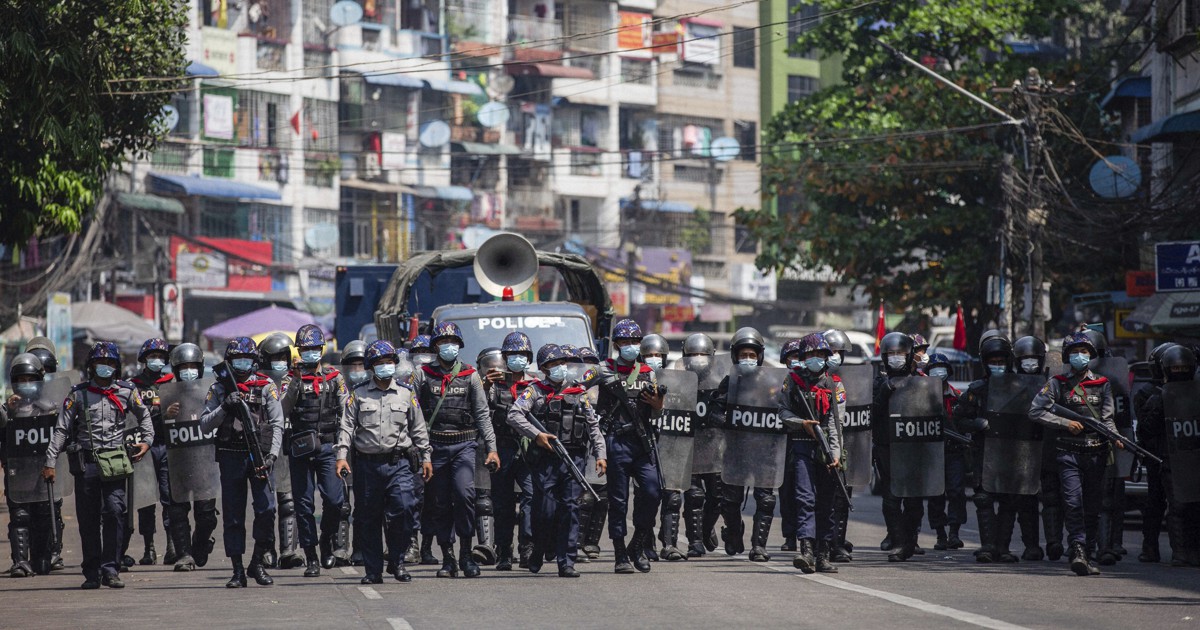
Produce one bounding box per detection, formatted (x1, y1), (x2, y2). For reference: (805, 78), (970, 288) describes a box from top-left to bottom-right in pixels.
(443, 314), (595, 369)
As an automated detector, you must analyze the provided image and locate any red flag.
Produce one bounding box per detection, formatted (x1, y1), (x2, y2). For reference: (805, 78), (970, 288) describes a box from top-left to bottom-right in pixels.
(290, 110), (302, 135)
(873, 303), (886, 355)
(953, 302), (967, 352)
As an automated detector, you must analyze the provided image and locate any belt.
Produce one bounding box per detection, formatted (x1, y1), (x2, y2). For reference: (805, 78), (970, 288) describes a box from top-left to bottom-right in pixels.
(355, 449), (409, 464)
(789, 434), (816, 442)
(608, 424), (636, 437)
(216, 445), (250, 453)
(429, 429), (477, 445)
(1055, 436), (1106, 454)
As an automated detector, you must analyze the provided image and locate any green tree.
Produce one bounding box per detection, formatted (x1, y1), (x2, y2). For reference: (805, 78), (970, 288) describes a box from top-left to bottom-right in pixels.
(0, 0), (188, 247)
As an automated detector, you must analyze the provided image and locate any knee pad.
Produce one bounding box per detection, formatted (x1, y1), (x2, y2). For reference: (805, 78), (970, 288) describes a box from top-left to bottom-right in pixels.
(756, 493), (777, 514)
(11, 505), (32, 527)
(277, 493), (295, 519)
(684, 488), (705, 511)
(663, 491), (683, 512)
(476, 491), (494, 517)
(973, 491), (992, 509)
(579, 488), (595, 510)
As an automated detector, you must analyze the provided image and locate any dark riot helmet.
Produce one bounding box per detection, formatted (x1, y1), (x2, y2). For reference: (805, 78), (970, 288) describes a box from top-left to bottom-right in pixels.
(9, 353), (45, 381)
(477, 347), (504, 373)
(1080, 328), (1108, 358)
(341, 340), (367, 364)
(1148, 342), (1178, 384)
(822, 329), (850, 353)
(879, 332), (914, 374)
(169, 343), (203, 369)
(25, 337), (58, 374)
(639, 334), (669, 358)
(730, 327), (765, 366)
(682, 333), (716, 357)
(259, 333), (293, 361)
(1161, 345), (1197, 382)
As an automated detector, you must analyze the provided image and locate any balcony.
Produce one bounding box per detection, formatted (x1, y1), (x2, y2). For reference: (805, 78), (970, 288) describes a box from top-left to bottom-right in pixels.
(508, 185), (555, 216)
(509, 15), (563, 48)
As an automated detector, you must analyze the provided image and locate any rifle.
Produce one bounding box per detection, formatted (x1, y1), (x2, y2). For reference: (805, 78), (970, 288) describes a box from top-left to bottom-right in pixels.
(599, 373), (666, 491)
(1050, 403), (1162, 465)
(794, 387), (853, 511)
(943, 425), (974, 447)
(214, 362), (275, 490)
(521, 411), (600, 503)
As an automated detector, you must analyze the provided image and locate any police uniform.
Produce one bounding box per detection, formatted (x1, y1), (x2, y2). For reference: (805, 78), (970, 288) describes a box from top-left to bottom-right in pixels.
(778, 370), (842, 571)
(872, 372), (926, 559)
(45, 379), (155, 583)
(124, 371), (175, 562)
(2, 391), (59, 576)
(508, 378), (605, 575)
(338, 377), (430, 580)
(927, 382), (967, 550)
(485, 368), (536, 567)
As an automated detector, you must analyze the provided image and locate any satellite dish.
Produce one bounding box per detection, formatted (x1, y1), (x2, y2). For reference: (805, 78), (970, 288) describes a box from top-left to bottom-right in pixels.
(1088, 156), (1141, 199)
(304, 223), (339, 250)
(477, 102), (511, 129)
(488, 74), (515, 99)
(711, 136), (741, 162)
(330, 0), (364, 27)
(419, 120), (451, 148)
(158, 105), (180, 133)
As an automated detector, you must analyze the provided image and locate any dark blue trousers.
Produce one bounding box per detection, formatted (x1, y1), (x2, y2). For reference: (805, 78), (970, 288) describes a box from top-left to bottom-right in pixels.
(429, 440), (477, 545)
(74, 464), (127, 580)
(1057, 450), (1106, 546)
(290, 442), (345, 549)
(353, 455), (419, 577)
(606, 433), (662, 540)
(788, 440), (837, 542)
(217, 449), (277, 557)
(928, 446), (967, 529)
(492, 439), (532, 550)
(531, 450), (585, 570)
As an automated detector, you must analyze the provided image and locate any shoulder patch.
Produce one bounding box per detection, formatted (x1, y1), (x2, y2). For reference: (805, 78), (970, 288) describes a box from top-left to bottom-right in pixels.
(520, 387), (535, 401)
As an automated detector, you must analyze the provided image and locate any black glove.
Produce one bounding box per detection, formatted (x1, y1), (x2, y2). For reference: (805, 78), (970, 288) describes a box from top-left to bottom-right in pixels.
(261, 453), (277, 472)
(222, 391), (243, 414)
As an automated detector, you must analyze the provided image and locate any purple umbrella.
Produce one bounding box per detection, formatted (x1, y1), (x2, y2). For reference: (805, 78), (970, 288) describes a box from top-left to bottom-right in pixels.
(202, 305), (330, 350)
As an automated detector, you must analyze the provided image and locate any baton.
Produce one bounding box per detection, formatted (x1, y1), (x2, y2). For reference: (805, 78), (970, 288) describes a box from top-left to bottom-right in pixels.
(45, 479), (59, 554)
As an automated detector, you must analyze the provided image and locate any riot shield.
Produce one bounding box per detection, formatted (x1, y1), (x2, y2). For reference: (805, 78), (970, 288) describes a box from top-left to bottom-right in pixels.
(4, 378), (74, 504)
(1163, 380), (1200, 504)
(836, 364), (875, 487)
(275, 451), (293, 494)
(1093, 358), (1134, 478)
(720, 366), (789, 489)
(127, 383), (165, 511)
(162, 379), (221, 503)
(651, 370), (698, 491)
(982, 373), (1044, 495)
(686, 353), (730, 475)
(474, 438), (491, 490)
(1045, 354), (1065, 377)
(887, 376), (945, 498)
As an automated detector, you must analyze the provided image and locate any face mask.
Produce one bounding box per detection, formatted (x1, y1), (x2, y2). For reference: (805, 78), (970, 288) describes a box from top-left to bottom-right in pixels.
(178, 368), (200, 382)
(1069, 353), (1091, 372)
(548, 365), (569, 383)
(231, 358), (254, 373)
(506, 355), (529, 372)
(373, 363), (397, 379)
(738, 358), (758, 367)
(929, 367), (949, 380)
(438, 343), (460, 362)
(397, 362), (414, 380)
(619, 345), (640, 362)
(987, 364), (1007, 376)
(683, 356), (711, 373)
(644, 357), (663, 371)
(347, 370), (369, 385)
(412, 353), (434, 366)
(788, 359), (803, 370)
(14, 382), (40, 398)
(270, 361), (289, 374)
(1019, 359), (1041, 374)
(915, 355), (929, 368)
(300, 350), (322, 364)
(827, 354), (843, 369)
(886, 355), (907, 371)
(804, 357), (826, 373)
(93, 364), (116, 379)
(146, 359), (167, 373)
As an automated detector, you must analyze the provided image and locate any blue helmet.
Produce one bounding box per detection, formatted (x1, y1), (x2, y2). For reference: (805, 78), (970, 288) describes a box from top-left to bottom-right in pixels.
(780, 339), (804, 363)
(612, 319), (643, 341)
(296, 324), (326, 348)
(927, 353), (952, 370)
(1061, 332), (1096, 361)
(560, 344), (584, 363)
(578, 346), (600, 365)
(88, 341), (121, 369)
(366, 340), (399, 366)
(225, 336), (258, 359)
(501, 331), (533, 355)
(909, 333), (929, 350)
(138, 338), (169, 362)
(410, 335), (432, 352)
(799, 332), (831, 357)
(537, 343), (568, 367)
(430, 322), (464, 347)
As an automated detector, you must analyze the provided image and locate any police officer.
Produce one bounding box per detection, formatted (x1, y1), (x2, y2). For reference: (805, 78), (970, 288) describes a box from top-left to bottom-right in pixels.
(337, 340), (433, 584)
(637, 334), (684, 562)
(163, 343), (220, 572)
(21, 336), (67, 571)
(2, 354), (57, 576)
(43, 341), (155, 589)
(340, 340), (369, 567)
(925, 353), (967, 552)
(1029, 332), (1120, 576)
(409, 335), (435, 367)
(819, 329), (855, 562)
(911, 334), (931, 374)
(411, 322), (500, 578)
(259, 332), (304, 571)
(282, 325), (350, 576)
(778, 334), (842, 573)
(598, 319), (665, 573)
(1133, 342), (1177, 563)
(508, 344), (607, 577)
(200, 337), (286, 587)
(574, 344), (609, 561)
(873, 332), (925, 562)
(1080, 329), (1129, 566)
(123, 338), (175, 568)
(718, 327), (775, 562)
(483, 332), (536, 571)
(1011, 336), (1049, 561)
(679, 333), (723, 559)
(1138, 345), (1198, 566)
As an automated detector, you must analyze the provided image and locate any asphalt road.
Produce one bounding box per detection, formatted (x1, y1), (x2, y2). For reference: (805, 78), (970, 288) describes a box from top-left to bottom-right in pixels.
(1, 493), (1197, 630)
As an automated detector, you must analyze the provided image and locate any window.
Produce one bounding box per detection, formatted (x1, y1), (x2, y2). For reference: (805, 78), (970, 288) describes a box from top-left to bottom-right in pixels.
(735, 120), (756, 161)
(787, 75), (819, 102)
(787, 1), (821, 59)
(732, 27), (756, 68)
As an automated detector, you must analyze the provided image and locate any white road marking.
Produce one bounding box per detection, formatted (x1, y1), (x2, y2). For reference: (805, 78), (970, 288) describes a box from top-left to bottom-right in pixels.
(387, 618), (414, 630)
(358, 586), (382, 600)
(341, 567), (358, 575)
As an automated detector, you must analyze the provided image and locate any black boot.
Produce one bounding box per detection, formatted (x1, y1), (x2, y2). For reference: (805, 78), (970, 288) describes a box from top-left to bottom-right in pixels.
(495, 545), (514, 571)
(226, 556), (247, 588)
(392, 560), (412, 583)
(933, 526), (948, 551)
(1018, 501), (1042, 561)
(612, 538), (634, 574)
(527, 542), (544, 574)
(303, 547), (322, 577)
(163, 535), (178, 566)
(793, 538), (816, 573)
(781, 535), (798, 552)
(816, 540), (838, 573)
(1069, 542), (1097, 576)
(660, 510), (686, 561)
(947, 524), (964, 550)
(436, 545), (458, 578)
(7, 527), (34, 578)
(1096, 513), (1119, 566)
(518, 542), (534, 568)
(459, 540), (481, 578)
(995, 513), (1019, 563)
(748, 512), (773, 562)
(139, 536), (157, 566)
(581, 495), (607, 560)
(1139, 540), (1161, 563)
(192, 535), (215, 568)
(171, 520), (195, 572)
(880, 506), (898, 551)
(50, 500), (65, 571)
(403, 538), (419, 565)
(974, 508), (996, 563)
(628, 530), (652, 573)
(247, 549), (274, 586)
(684, 499), (707, 558)
(722, 519), (745, 556)
(320, 537), (336, 570)
(420, 535), (440, 565)
(1043, 505), (1064, 561)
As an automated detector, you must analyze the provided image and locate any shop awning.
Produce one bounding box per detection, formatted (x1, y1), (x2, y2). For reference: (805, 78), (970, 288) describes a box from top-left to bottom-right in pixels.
(424, 78), (484, 96)
(505, 62), (594, 80)
(451, 141), (523, 155)
(1132, 109), (1200, 143)
(147, 172), (282, 200)
(341, 178), (418, 195)
(413, 185), (474, 201)
(1100, 76), (1151, 111)
(186, 60), (220, 77)
(359, 71), (426, 89)
(117, 192), (185, 214)
(621, 198), (695, 214)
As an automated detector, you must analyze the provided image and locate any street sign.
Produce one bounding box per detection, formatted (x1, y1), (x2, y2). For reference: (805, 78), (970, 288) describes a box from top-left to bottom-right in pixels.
(1155, 241), (1200, 293)
(46, 292), (72, 371)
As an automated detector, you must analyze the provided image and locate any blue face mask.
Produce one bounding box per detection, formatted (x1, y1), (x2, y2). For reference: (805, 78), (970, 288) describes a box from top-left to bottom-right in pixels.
(506, 355), (529, 372)
(438, 343), (460, 362)
(1069, 353), (1091, 372)
(146, 359), (167, 373)
(178, 368), (200, 382)
(619, 344), (640, 362)
(300, 350), (322, 364)
(987, 364), (1007, 376)
(827, 354), (843, 369)
(269, 361), (289, 374)
(374, 363), (397, 379)
(93, 364), (116, 379)
(347, 369), (369, 385)
(14, 382), (40, 398)
(231, 358), (254, 373)
(548, 365), (569, 383)
(804, 357), (826, 373)
(644, 357), (663, 371)
(929, 367), (949, 380)
(788, 359), (803, 370)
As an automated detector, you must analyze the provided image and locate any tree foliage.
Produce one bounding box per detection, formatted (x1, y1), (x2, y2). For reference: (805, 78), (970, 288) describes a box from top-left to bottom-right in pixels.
(0, 0), (187, 247)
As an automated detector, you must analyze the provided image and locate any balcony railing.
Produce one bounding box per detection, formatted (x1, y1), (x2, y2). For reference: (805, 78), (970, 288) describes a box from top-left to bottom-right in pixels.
(509, 15), (563, 47)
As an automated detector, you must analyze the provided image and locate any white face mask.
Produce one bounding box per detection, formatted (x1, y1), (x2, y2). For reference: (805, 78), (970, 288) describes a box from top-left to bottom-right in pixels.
(886, 355), (907, 371)
(1019, 358), (1041, 374)
(644, 357), (664, 371)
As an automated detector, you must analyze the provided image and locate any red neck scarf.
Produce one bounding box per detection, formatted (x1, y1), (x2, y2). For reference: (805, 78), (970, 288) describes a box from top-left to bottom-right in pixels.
(87, 386), (125, 413)
(301, 369), (340, 396)
(788, 372), (831, 416)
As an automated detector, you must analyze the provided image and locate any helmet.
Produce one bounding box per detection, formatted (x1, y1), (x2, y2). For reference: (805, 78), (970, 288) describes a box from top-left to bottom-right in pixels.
(879, 332), (914, 357)
(169, 343), (203, 368)
(979, 335), (1013, 361)
(979, 329), (1005, 346)
(259, 333), (293, 359)
(682, 333), (715, 356)
(537, 343), (568, 367)
(25, 336), (55, 356)
(410, 335), (432, 352)
(224, 336), (258, 359)
(341, 340), (367, 364)
(501, 332), (533, 355)
(296, 324), (326, 348)
(1148, 342), (1179, 383)
(1080, 328), (1108, 358)
(560, 345), (584, 363)
(799, 332), (831, 357)
(1013, 336), (1047, 360)
(640, 334), (669, 357)
(87, 341), (121, 367)
(780, 339), (804, 363)
(477, 347), (504, 372)
(823, 329), (850, 353)
(927, 353), (952, 370)
(612, 319), (644, 341)
(578, 346), (601, 365)
(1161, 345), (1197, 380)
(430, 322), (464, 347)
(138, 338), (169, 362)
(910, 333), (929, 351)
(730, 327), (765, 366)
(1060, 332), (1097, 361)
(27, 347), (57, 374)
(9, 353), (44, 381)
(365, 340), (399, 366)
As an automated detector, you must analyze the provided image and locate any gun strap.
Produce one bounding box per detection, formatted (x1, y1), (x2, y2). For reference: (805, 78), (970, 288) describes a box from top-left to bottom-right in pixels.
(427, 360), (462, 426)
(1071, 384), (1101, 421)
